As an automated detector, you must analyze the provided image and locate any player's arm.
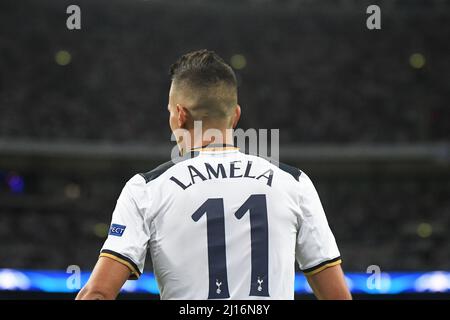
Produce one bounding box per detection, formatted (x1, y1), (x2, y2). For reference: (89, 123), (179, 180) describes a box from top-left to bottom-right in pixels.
(306, 264), (352, 300)
(76, 174), (150, 300)
(295, 172), (351, 300)
(76, 256), (130, 300)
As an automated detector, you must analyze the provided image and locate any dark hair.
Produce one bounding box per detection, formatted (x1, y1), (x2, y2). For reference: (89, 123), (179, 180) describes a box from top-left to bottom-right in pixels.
(169, 49), (237, 88)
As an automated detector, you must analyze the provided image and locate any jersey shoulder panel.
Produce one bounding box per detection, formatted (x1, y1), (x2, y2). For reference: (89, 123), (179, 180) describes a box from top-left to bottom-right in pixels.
(139, 160), (176, 183)
(276, 160), (302, 181)
(138, 152), (198, 184)
(244, 153), (302, 181)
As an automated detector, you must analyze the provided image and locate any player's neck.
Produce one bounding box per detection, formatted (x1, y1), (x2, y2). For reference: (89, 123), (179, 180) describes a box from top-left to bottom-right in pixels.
(185, 127), (234, 152)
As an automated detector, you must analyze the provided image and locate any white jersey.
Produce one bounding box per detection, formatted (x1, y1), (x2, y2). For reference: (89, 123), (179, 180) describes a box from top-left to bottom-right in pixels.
(100, 145), (341, 300)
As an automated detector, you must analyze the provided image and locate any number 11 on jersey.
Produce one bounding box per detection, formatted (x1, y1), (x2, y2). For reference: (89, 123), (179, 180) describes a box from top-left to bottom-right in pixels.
(192, 194), (269, 299)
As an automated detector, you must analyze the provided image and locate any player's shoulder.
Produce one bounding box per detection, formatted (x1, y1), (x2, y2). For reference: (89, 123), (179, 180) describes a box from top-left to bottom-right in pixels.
(244, 154), (319, 198)
(138, 160), (177, 183)
(137, 152), (196, 184)
(242, 153), (303, 182)
(273, 160), (303, 181)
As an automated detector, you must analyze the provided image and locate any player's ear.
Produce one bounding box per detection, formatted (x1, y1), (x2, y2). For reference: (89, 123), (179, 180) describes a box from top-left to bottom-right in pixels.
(231, 105), (241, 128)
(176, 104), (189, 129)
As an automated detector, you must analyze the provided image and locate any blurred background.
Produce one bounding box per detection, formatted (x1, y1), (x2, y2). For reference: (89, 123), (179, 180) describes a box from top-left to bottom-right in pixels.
(0, 0), (449, 299)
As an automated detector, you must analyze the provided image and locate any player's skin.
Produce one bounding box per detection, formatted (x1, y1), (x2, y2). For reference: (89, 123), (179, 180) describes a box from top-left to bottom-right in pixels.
(76, 83), (352, 300)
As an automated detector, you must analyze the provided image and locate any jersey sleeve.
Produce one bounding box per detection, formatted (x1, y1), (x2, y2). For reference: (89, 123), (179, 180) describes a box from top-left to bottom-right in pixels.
(295, 173), (342, 276)
(100, 174), (150, 279)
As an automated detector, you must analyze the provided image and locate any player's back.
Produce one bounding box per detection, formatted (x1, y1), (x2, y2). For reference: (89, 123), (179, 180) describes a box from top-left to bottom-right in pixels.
(101, 146), (341, 300)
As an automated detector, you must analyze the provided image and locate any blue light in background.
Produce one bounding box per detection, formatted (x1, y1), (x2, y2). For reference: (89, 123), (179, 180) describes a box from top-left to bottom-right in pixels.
(6, 173), (25, 194)
(0, 269), (449, 295)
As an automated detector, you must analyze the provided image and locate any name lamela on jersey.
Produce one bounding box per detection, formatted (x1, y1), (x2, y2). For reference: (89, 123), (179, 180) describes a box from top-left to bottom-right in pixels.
(170, 160), (274, 190)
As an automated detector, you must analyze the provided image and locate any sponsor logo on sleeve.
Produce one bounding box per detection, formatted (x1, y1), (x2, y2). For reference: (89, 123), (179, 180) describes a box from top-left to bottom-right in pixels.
(109, 224), (126, 237)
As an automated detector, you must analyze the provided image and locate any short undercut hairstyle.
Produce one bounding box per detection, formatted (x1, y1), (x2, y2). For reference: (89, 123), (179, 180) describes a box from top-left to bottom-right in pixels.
(169, 49), (238, 121)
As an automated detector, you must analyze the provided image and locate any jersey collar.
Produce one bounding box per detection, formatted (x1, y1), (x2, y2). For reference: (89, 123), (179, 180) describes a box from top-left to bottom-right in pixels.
(190, 143), (239, 152)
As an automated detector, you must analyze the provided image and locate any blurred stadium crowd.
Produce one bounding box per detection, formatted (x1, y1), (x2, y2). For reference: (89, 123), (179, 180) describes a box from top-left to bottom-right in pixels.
(0, 0), (449, 275)
(1, 0), (449, 143)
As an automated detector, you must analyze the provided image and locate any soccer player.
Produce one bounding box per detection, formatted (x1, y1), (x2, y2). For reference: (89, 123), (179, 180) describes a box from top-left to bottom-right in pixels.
(76, 50), (351, 300)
